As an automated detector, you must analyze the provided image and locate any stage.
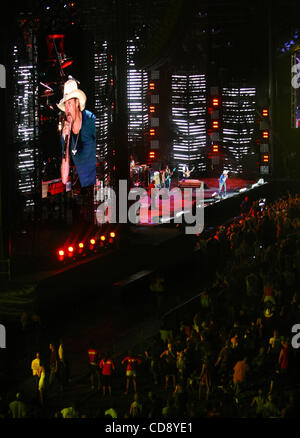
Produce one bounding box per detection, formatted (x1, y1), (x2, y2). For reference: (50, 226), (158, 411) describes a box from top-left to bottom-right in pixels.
(132, 176), (259, 225)
(2, 176), (271, 301)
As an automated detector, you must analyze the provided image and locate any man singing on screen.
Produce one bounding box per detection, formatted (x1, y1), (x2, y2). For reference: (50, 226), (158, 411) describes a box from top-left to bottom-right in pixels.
(57, 78), (96, 222)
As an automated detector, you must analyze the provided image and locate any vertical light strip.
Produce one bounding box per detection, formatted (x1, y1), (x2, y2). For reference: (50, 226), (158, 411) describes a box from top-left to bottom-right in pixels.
(94, 41), (109, 159)
(94, 40), (110, 186)
(12, 26), (39, 207)
(127, 38), (148, 146)
(171, 73), (206, 174)
(222, 87), (256, 174)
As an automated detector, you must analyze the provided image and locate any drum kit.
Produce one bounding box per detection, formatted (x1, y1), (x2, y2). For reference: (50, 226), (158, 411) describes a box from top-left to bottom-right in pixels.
(130, 163), (150, 187)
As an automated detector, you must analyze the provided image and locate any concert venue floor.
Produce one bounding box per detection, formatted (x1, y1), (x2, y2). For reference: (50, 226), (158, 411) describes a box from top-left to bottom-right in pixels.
(1, 176), (297, 415)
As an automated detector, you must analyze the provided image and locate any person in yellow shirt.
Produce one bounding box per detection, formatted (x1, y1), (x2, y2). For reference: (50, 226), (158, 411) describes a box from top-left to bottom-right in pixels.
(31, 352), (41, 388)
(38, 365), (46, 406)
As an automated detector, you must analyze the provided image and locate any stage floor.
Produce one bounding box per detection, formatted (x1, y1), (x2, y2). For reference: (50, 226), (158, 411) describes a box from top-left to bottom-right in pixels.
(134, 177), (256, 225)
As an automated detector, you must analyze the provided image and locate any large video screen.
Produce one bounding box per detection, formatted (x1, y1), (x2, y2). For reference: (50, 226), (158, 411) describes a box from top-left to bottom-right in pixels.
(40, 35), (97, 199)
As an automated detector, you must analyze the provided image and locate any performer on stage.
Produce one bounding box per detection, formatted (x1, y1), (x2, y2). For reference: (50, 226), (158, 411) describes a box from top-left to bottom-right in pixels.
(160, 168), (165, 188)
(182, 164), (194, 181)
(218, 170), (229, 198)
(153, 170), (161, 188)
(57, 78), (96, 223)
(164, 165), (175, 190)
(129, 155), (136, 185)
(148, 179), (156, 210)
(130, 155), (135, 173)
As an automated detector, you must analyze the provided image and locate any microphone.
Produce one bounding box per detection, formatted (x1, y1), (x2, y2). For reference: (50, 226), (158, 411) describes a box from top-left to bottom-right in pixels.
(63, 122), (71, 158)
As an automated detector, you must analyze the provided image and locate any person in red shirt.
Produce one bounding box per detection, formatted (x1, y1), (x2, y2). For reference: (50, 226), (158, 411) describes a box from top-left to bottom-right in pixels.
(87, 343), (101, 392)
(49, 343), (58, 387)
(148, 180), (156, 212)
(121, 351), (142, 395)
(233, 356), (248, 394)
(278, 338), (289, 373)
(99, 352), (115, 397)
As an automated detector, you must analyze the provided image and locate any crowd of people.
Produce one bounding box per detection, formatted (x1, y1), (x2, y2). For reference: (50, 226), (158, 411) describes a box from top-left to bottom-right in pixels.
(136, 192), (300, 418)
(1, 192), (299, 419)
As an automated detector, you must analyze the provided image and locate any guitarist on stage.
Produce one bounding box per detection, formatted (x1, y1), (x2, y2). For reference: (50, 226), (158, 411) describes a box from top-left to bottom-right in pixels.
(182, 165), (195, 181)
(218, 170), (229, 198)
(165, 165), (176, 190)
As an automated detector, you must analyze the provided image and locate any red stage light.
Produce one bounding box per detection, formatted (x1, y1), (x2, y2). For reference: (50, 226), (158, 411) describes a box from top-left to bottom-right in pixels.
(61, 59), (73, 69)
(67, 246), (74, 257)
(89, 239), (96, 251)
(100, 235), (106, 241)
(149, 105), (156, 113)
(262, 108), (269, 117)
(110, 232), (116, 238)
(78, 242), (84, 255)
(149, 128), (156, 136)
(212, 144), (219, 152)
(212, 120), (219, 129)
(58, 249), (65, 261)
(212, 97), (220, 107)
(263, 154), (269, 163)
(149, 82), (155, 90)
(262, 130), (269, 139)
(50, 34), (65, 40)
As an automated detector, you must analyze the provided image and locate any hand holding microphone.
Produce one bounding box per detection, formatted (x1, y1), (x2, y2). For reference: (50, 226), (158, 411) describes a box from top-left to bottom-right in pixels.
(62, 120), (71, 159)
(61, 120), (71, 184)
(62, 120), (71, 141)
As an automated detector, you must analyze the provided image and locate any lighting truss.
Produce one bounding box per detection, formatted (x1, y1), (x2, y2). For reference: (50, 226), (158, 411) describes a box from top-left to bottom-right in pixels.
(171, 74), (207, 174)
(222, 87), (256, 174)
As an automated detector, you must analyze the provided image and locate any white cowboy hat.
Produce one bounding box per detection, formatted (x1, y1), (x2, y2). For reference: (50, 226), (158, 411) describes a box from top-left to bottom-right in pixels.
(57, 79), (87, 112)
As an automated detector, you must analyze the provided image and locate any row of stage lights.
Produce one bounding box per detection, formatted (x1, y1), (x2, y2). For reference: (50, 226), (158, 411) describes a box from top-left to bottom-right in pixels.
(57, 231), (117, 262)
